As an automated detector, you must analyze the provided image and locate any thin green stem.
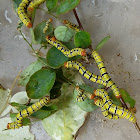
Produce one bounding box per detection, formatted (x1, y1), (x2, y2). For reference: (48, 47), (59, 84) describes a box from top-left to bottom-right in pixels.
(19, 30), (48, 67)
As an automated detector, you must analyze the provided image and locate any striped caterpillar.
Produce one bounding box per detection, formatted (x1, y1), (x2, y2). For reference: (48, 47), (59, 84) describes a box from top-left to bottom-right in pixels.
(17, 0), (33, 28)
(64, 61), (109, 87)
(92, 50), (121, 98)
(94, 98), (121, 120)
(27, 0), (46, 12)
(75, 86), (94, 102)
(46, 36), (86, 57)
(63, 20), (80, 32)
(7, 96), (50, 129)
(94, 89), (136, 123)
(43, 18), (52, 33)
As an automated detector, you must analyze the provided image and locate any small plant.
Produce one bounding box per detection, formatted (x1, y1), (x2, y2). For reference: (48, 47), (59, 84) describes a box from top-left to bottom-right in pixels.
(0, 0), (139, 139)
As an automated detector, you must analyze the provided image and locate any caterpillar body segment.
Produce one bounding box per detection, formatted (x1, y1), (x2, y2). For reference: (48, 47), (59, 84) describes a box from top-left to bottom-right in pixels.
(92, 50), (121, 98)
(46, 36), (86, 57)
(94, 98), (120, 120)
(17, 0), (33, 28)
(7, 96), (50, 129)
(94, 89), (136, 123)
(64, 61), (108, 87)
(27, 0), (46, 11)
(63, 20), (80, 32)
(43, 18), (52, 33)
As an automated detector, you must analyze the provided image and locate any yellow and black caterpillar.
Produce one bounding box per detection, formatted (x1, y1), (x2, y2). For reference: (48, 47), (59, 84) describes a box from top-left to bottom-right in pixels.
(92, 50), (121, 98)
(94, 98), (121, 120)
(7, 96), (50, 129)
(46, 36), (86, 57)
(17, 0), (33, 28)
(94, 89), (136, 123)
(63, 20), (80, 32)
(27, 0), (46, 12)
(75, 86), (95, 102)
(43, 18), (52, 33)
(64, 61), (108, 87)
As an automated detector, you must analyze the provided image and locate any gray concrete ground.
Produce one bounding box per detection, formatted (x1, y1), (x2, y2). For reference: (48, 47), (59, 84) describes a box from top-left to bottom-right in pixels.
(0, 0), (140, 139)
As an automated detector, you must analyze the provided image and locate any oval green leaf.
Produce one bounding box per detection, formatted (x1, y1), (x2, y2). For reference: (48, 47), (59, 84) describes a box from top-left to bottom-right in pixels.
(74, 31), (91, 48)
(33, 21), (53, 44)
(26, 69), (56, 99)
(56, 0), (80, 15)
(54, 26), (74, 42)
(18, 59), (46, 86)
(46, 0), (58, 13)
(46, 47), (68, 68)
(95, 36), (110, 51)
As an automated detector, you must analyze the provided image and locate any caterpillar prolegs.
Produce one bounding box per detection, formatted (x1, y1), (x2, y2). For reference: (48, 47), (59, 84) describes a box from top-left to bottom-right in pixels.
(46, 36), (86, 57)
(94, 89), (136, 123)
(7, 96), (50, 129)
(17, 0), (33, 28)
(92, 50), (121, 98)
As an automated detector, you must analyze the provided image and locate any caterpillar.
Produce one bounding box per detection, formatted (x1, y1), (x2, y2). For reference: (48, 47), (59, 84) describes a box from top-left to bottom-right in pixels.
(64, 61), (108, 87)
(43, 18), (52, 33)
(94, 98), (121, 120)
(17, 0), (33, 28)
(46, 36), (86, 57)
(27, 0), (46, 12)
(75, 86), (95, 102)
(63, 20), (80, 32)
(92, 50), (121, 98)
(7, 96), (50, 129)
(94, 89), (136, 123)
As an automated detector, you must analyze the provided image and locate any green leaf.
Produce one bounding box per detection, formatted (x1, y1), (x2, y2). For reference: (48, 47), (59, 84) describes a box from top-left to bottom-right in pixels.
(119, 89), (136, 108)
(56, 0), (80, 15)
(13, 0), (22, 14)
(46, 47), (68, 68)
(26, 69), (56, 99)
(0, 85), (10, 116)
(42, 83), (87, 140)
(10, 102), (57, 119)
(74, 31), (91, 48)
(74, 85), (97, 112)
(108, 91), (122, 106)
(33, 21), (53, 44)
(109, 89), (136, 108)
(10, 113), (30, 126)
(97, 84), (105, 89)
(46, 0), (58, 13)
(18, 59), (46, 86)
(54, 26), (74, 42)
(95, 36), (110, 51)
(0, 118), (34, 140)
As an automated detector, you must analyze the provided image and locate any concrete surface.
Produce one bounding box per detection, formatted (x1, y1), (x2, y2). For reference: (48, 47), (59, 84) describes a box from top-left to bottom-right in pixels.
(0, 0), (140, 139)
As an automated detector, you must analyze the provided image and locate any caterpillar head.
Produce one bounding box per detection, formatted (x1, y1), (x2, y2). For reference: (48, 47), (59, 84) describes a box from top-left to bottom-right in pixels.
(63, 20), (68, 24)
(49, 18), (53, 22)
(7, 123), (10, 129)
(27, 22), (33, 28)
(46, 35), (50, 40)
(81, 50), (86, 56)
(115, 95), (121, 99)
(27, 7), (34, 12)
(64, 62), (68, 68)
(90, 94), (95, 100)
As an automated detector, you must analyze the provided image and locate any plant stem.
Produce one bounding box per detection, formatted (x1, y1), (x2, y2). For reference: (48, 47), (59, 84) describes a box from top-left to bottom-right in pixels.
(19, 30), (48, 67)
(73, 9), (84, 30)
